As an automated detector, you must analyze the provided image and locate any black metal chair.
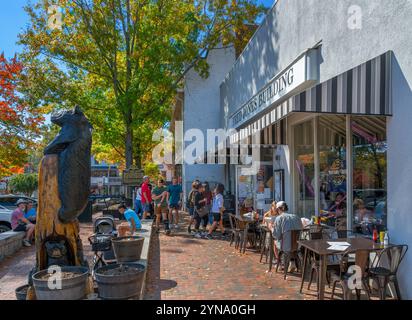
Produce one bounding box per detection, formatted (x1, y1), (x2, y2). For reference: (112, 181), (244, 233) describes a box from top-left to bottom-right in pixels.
(228, 214), (241, 249)
(330, 249), (371, 300)
(260, 226), (276, 272)
(276, 230), (302, 280)
(306, 226), (341, 292)
(368, 244), (408, 300)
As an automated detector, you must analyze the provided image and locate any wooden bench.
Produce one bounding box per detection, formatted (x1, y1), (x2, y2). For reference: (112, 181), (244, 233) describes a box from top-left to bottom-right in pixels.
(0, 231), (25, 261)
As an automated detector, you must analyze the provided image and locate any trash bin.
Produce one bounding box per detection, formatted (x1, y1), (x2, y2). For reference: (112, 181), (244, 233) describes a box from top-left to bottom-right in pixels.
(78, 200), (93, 223)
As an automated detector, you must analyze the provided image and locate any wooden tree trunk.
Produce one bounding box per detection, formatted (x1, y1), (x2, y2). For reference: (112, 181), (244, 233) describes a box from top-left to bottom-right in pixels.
(27, 154), (93, 300)
(35, 154), (85, 270)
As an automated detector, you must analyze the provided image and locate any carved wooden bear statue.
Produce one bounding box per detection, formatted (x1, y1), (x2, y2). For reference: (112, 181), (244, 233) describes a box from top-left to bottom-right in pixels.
(44, 106), (93, 223)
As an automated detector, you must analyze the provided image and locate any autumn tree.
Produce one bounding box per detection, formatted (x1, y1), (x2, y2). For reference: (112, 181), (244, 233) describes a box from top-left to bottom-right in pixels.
(0, 53), (44, 178)
(19, 0), (266, 168)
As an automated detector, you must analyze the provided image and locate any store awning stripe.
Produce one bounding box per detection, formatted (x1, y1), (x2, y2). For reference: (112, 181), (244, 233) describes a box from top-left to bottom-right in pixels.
(230, 51), (392, 143)
(293, 51), (392, 115)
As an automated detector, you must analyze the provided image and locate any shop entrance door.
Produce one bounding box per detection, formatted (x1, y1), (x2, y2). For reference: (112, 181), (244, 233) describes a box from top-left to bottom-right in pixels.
(235, 164), (273, 217)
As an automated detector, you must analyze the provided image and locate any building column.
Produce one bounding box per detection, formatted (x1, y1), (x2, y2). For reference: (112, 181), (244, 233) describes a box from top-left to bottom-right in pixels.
(313, 116), (320, 217)
(346, 116), (353, 232)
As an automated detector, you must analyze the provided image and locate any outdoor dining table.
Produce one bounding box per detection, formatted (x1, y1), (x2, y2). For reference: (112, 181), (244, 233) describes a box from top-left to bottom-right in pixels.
(298, 237), (386, 300)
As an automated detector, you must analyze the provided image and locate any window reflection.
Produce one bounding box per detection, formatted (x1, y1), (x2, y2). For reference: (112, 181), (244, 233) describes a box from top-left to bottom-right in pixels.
(352, 116), (387, 235)
(294, 120), (315, 218)
(319, 116), (347, 228)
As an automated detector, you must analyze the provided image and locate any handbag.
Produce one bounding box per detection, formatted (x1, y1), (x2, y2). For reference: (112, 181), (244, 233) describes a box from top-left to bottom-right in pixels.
(196, 206), (208, 218)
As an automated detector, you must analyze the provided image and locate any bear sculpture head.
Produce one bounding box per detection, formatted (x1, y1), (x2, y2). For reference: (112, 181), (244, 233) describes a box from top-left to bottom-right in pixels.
(44, 106), (92, 223)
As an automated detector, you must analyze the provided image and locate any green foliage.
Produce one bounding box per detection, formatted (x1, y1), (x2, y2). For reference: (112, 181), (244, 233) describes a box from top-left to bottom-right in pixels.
(18, 0), (267, 168)
(9, 173), (39, 196)
(144, 162), (161, 179)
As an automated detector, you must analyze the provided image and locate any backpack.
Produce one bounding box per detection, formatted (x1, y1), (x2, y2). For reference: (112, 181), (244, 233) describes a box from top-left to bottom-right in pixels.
(186, 190), (195, 208)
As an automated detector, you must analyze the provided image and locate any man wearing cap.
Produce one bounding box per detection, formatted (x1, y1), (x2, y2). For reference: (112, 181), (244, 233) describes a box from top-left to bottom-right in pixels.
(141, 176), (152, 219)
(11, 199), (35, 247)
(272, 201), (302, 272)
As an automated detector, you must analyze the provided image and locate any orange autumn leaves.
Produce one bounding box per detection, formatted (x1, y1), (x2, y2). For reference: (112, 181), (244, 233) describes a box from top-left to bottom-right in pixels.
(0, 53), (44, 177)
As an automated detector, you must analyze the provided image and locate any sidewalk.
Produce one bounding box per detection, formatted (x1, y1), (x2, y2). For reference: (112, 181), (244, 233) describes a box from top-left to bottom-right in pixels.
(144, 214), (318, 300)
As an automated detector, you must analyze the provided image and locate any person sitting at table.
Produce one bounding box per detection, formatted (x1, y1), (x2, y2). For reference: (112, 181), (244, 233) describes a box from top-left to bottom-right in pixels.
(353, 198), (373, 222)
(264, 201), (279, 219)
(272, 201), (303, 272)
(327, 192), (346, 217)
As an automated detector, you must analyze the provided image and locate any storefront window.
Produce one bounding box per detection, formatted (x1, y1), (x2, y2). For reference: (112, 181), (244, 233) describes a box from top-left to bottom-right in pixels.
(294, 120), (315, 218)
(236, 164), (273, 217)
(318, 115), (347, 228)
(352, 116), (387, 235)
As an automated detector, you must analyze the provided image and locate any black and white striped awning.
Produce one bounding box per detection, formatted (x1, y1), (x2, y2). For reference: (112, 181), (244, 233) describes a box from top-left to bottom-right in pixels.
(230, 51), (392, 144)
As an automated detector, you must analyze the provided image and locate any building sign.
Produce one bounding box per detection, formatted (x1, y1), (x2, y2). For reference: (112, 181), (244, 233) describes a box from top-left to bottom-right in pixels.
(122, 165), (144, 185)
(229, 50), (319, 129)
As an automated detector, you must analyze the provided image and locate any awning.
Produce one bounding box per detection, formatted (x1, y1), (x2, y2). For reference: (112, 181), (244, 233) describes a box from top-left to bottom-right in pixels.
(230, 51), (392, 144)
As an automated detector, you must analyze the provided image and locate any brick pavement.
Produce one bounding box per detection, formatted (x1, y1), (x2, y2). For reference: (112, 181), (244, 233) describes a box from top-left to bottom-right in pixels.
(0, 215), (344, 300)
(144, 213), (325, 300)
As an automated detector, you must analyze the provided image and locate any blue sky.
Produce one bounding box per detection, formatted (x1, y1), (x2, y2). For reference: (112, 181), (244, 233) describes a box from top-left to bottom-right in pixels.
(0, 0), (275, 58)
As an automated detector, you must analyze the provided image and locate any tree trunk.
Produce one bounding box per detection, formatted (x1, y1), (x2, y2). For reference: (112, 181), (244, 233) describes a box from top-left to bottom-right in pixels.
(125, 106), (134, 169)
(134, 143), (142, 168)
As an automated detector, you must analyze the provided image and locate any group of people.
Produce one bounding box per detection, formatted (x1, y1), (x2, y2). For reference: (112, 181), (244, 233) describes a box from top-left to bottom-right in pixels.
(119, 175), (183, 235)
(119, 175), (228, 240)
(11, 199), (37, 247)
(186, 180), (227, 239)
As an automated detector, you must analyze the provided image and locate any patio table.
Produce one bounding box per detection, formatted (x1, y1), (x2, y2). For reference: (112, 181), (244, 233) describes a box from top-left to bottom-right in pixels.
(298, 237), (386, 300)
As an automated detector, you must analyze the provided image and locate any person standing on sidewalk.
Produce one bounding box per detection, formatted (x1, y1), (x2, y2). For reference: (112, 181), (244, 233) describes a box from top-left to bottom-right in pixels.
(135, 184), (143, 219)
(193, 183), (209, 238)
(167, 176), (183, 229)
(141, 176), (152, 219)
(152, 179), (169, 234)
(186, 180), (199, 234)
(201, 182), (213, 226)
(206, 183), (226, 239)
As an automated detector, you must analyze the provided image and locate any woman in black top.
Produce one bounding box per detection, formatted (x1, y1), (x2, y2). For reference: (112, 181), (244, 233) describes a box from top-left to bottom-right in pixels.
(194, 184), (208, 236)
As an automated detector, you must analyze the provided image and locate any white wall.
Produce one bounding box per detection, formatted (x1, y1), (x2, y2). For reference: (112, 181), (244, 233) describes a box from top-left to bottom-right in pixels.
(387, 55), (412, 299)
(183, 46), (236, 195)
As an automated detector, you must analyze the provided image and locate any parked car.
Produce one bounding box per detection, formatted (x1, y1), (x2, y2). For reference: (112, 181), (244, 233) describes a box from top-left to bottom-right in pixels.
(0, 194), (37, 210)
(0, 195), (37, 233)
(0, 204), (12, 233)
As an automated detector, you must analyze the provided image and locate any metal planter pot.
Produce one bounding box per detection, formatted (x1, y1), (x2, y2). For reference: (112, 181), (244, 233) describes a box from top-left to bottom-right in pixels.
(32, 266), (89, 300)
(95, 263), (145, 300)
(112, 236), (144, 263)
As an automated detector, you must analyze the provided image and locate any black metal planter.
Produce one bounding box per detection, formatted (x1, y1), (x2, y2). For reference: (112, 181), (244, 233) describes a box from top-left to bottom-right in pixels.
(95, 263), (145, 300)
(31, 266), (89, 300)
(112, 236), (145, 263)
